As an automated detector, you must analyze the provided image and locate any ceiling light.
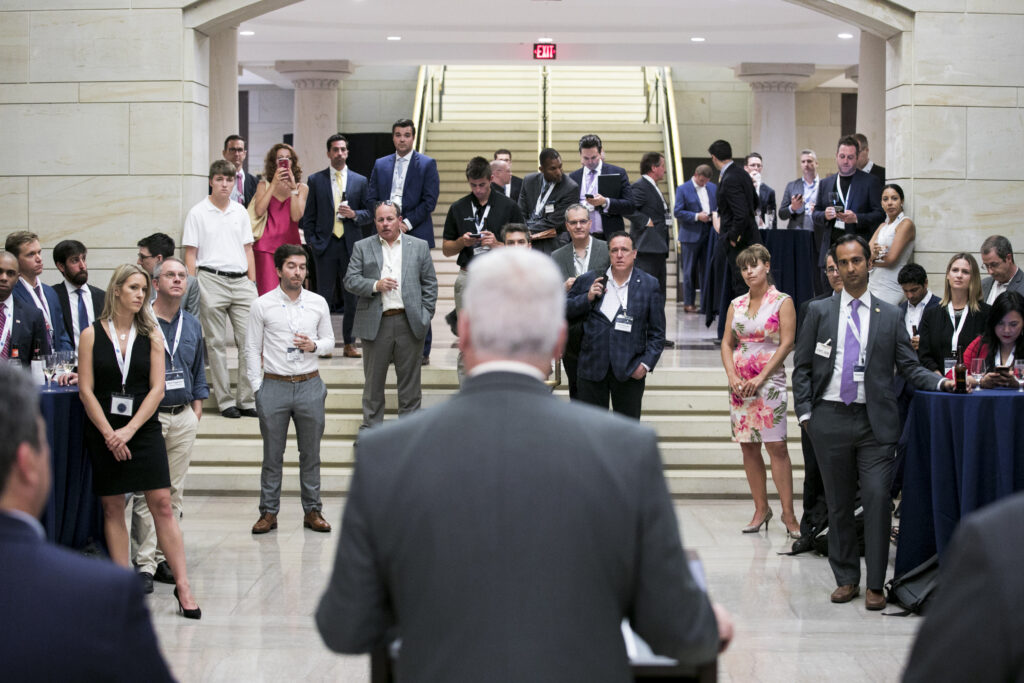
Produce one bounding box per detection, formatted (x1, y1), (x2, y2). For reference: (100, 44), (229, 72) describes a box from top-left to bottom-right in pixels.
(690, 37), (705, 43)
(537, 37), (553, 43)
(838, 33), (854, 39)
(239, 30), (255, 36)
(387, 36), (402, 41)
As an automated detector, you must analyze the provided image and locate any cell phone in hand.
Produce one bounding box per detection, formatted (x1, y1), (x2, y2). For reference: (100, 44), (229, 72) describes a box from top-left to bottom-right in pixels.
(595, 275), (608, 288)
(585, 194), (594, 199)
(277, 158), (290, 170)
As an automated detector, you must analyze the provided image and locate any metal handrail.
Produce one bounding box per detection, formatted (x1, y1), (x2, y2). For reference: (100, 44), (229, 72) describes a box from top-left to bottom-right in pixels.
(538, 65), (551, 157)
(411, 65), (427, 151)
(653, 66), (683, 247)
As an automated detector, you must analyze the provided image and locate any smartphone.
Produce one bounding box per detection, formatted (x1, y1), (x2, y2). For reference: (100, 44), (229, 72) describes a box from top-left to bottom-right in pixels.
(277, 158), (290, 170)
(595, 275), (608, 288)
(585, 194), (594, 199)
(911, 324), (919, 336)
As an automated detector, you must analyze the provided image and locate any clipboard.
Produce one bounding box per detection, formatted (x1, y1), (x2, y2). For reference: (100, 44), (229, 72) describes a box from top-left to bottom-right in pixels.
(597, 173), (622, 199)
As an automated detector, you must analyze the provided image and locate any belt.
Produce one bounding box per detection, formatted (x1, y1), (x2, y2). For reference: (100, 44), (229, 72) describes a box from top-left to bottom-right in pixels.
(382, 309), (405, 317)
(819, 400), (867, 411)
(158, 404), (189, 415)
(264, 370), (320, 383)
(198, 266), (247, 278)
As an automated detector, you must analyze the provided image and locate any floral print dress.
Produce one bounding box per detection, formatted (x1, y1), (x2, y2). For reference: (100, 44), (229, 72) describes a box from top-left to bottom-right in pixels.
(729, 285), (789, 443)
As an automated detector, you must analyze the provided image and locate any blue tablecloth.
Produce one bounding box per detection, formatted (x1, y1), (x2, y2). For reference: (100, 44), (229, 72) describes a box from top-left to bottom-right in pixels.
(894, 388), (1024, 575)
(39, 385), (104, 551)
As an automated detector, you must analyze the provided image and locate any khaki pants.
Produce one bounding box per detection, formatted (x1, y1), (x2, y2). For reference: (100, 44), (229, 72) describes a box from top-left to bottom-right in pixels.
(198, 270), (256, 410)
(454, 268), (468, 385)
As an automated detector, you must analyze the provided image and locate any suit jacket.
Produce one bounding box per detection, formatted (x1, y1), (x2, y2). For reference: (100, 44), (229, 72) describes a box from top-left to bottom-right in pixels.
(53, 280), (105, 343)
(491, 175), (522, 203)
(903, 491), (1024, 683)
(3, 296), (50, 364)
(366, 152), (440, 247)
(674, 179), (718, 245)
(981, 267), (1024, 301)
(757, 183), (777, 226)
(569, 162), (633, 236)
(517, 172), (580, 241)
(778, 178), (817, 231)
(867, 163), (885, 183)
(315, 371), (719, 682)
(301, 166), (372, 256)
(0, 512), (174, 682)
(344, 233), (437, 341)
(894, 293), (941, 395)
(629, 177), (672, 255)
(715, 162), (759, 250)
(567, 269), (666, 382)
(812, 170), (884, 243)
(552, 239), (611, 358)
(917, 302), (990, 373)
(793, 293), (939, 445)
(13, 279), (73, 351)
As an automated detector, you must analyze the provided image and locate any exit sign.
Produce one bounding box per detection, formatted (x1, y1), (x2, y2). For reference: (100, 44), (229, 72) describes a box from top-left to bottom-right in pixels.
(533, 43), (557, 60)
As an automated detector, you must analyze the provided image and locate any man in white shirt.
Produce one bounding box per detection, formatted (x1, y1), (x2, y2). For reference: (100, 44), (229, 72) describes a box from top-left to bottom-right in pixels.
(5, 231), (73, 352)
(51, 240), (105, 352)
(897, 263), (939, 349)
(183, 159), (258, 419)
(247, 245), (335, 535)
(980, 235), (1024, 304)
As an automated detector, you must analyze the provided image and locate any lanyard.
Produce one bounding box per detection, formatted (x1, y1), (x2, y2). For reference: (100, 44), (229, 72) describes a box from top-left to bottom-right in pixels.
(472, 204), (491, 233)
(836, 175), (851, 208)
(947, 303), (969, 353)
(107, 320), (137, 391)
(158, 315), (183, 370)
(533, 182), (556, 218)
(845, 303), (866, 364)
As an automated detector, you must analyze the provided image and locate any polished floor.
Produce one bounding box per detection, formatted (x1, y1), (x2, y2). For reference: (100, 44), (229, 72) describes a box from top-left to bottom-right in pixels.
(149, 495), (921, 682)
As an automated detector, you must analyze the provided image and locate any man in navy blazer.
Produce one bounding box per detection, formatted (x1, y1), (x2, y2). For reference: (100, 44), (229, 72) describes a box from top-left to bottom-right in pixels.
(52, 239), (105, 352)
(674, 165), (718, 313)
(5, 230), (73, 352)
(300, 133), (372, 358)
(0, 252), (50, 364)
(0, 364), (174, 682)
(568, 134), (632, 241)
(812, 135), (884, 257)
(567, 232), (665, 418)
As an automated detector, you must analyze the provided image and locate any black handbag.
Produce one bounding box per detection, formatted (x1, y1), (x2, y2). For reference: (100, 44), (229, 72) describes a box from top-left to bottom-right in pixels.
(884, 553), (939, 616)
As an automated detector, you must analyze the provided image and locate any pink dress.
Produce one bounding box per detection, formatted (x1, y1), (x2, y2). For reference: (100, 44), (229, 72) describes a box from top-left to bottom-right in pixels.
(729, 286), (789, 443)
(253, 194), (301, 295)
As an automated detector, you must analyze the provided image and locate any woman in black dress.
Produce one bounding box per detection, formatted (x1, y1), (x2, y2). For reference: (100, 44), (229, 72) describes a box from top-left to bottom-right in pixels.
(79, 264), (200, 618)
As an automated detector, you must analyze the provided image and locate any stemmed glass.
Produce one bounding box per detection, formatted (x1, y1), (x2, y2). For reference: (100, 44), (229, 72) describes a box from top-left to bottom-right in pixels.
(969, 357), (986, 391)
(42, 353), (58, 387)
(1015, 359), (1024, 393)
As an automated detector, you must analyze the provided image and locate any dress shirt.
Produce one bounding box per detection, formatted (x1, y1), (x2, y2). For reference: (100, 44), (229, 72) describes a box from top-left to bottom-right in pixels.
(863, 160), (875, 175)
(64, 280), (96, 350)
(0, 295), (13, 356)
(332, 166), (349, 237)
(986, 268), (1017, 304)
(378, 235), (404, 312)
(600, 268), (631, 322)
(643, 174), (669, 210)
(245, 286), (334, 391)
(231, 171), (246, 205)
(822, 290), (872, 406)
(694, 181), (710, 214)
(803, 175), (820, 208)
(20, 277), (54, 338)
(904, 291), (934, 337)
(182, 198), (253, 272)
(468, 359), (546, 382)
(156, 308), (209, 406)
(391, 153), (415, 232)
(572, 237), (593, 276)
(580, 161), (604, 207)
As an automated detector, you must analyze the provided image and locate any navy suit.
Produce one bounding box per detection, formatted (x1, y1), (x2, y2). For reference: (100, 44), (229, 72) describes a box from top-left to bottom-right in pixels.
(629, 176), (672, 298)
(812, 170), (884, 259)
(13, 279), (73, 351)
(300, 165), (372, 344)
(0, 512), (174, 682)
(567, 268), (665, 418)
(365, 151), (439, 248)
(715, 162), (761, 295)
(3, 296), (50, 365)
(674, 179), (718, 307)
(757, 183), (777, 227)
(53, 280), (105, 347)
(568, 162), (632, 239)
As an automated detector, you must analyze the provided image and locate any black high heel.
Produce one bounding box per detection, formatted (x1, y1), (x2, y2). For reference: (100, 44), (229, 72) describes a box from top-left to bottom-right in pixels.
(174, 587), (202, 620)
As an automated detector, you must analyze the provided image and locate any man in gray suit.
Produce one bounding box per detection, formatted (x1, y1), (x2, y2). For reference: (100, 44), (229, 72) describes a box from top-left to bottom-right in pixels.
(345, 201), (437, 428)
(980, 234), (1024, 304)
(317, 248), (731, 682)
(794, 235), (951, 611)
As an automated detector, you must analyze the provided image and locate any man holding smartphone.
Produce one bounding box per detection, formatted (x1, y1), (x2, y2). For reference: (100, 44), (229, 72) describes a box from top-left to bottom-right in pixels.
(780, 150), (824, 294)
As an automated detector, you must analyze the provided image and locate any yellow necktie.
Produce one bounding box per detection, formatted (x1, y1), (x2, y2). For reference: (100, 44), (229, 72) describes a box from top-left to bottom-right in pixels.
(333, 170), (345, 238)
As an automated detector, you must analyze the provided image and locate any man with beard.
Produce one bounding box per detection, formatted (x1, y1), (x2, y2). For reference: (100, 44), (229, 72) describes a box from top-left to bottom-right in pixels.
(52, 240), (105, 353)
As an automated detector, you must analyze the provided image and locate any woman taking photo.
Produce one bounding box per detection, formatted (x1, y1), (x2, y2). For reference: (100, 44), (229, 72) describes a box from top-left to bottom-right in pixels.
(961, 291), (1024, 388)
(721, 244), (800, 538)
(918, 252), (990, 376)
(868, 183), (915, 305)
(251, 143), (308, 295)
(79, 264), (200, 619)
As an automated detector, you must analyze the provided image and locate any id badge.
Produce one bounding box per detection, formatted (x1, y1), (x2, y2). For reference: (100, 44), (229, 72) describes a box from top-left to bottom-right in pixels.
(473, 245), (490, 256)
(664, 212), (674, 225)
(943, 357), (956, 374)
(165, 369), (186, 391)
(544, 203), (555, 215)
(286, 347), (303, 363)
(614, 313), (633, 333)
(110, 393), (135, 417)
(853, 365), (866, 383)
(814, 342), (832, 358)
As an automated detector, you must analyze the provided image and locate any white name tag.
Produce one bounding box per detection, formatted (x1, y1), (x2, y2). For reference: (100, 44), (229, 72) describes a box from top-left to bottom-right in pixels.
(664, 212), (674, 225)
(815, 341), (832, 358)
(853, 365), (866, 383)
(110, 393), (134, 417)
(286, 347), (303, 363)
(165, 369), (186, 391)
(544, 203), (555, 214)
(943, 357), (956, 374)
(614, 313), (633, 333)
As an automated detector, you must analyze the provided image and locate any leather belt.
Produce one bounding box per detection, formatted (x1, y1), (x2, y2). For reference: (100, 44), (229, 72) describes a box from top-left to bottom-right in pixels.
(264, 370), (320, 383)
(819, 400), (867, 411)
(158, 404), (189, 415)
(198, 266), (246, 278)
(382, 309), (405, 317)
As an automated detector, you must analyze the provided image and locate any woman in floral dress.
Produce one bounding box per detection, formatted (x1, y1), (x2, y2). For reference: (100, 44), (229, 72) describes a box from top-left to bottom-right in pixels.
(720, 244), (800, 537)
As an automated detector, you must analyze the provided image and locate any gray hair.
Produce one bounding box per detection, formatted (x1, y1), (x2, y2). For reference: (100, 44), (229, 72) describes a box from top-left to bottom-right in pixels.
(152, 256), (186, 279)
(464, 248), (564, 360)
(800, 149), (817, 160)
(0, 364), (42, 493)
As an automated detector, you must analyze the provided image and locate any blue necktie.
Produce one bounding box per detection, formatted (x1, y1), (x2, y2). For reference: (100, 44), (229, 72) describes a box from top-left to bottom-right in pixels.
(77, 288), (89, 332)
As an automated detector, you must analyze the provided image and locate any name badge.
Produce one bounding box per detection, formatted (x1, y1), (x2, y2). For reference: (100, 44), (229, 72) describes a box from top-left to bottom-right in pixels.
(814, 341), (832, 358)
(165, 369), (186, 391)
(853, 364), (866, 383)
(286, 347), (303, 363)
(544, 203), (555, 214)
(664, 212), (674, 225)
(943, 357), (956, 374)
(473, 245), (490, 256)
(614, 313), (633, 333)
(110, 393), (135, 417)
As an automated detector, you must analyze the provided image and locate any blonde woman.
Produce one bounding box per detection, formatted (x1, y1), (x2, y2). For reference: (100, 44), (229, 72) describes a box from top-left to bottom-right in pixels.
(78, 264), (201, 619)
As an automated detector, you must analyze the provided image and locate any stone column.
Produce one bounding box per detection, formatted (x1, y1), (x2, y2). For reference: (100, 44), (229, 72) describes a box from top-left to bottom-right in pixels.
(735, 63), (815, 209)
(855, 32), (886, 166)
(208, 27), (239, 167)
(275, 60), (353, 173)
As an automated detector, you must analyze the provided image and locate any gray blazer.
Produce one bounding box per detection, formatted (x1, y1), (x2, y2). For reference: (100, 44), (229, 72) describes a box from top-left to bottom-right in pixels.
(550, 237), (610, 282)
(316, 371), (720, 681)
(793, 293), (938, 444)
(981, 267), (1024, 301)
(777, 178), (815, 231)
(344, 233), (437, 341)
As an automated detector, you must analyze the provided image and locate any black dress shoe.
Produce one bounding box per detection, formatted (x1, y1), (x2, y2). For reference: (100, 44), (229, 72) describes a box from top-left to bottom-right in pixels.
(790, 536), (815, 554)
(139, 572), (154, 594)
(663, 339), (676, 349)
(220, 406), (241, 419)
(421, 356), (430, 366)
(153, 560), (175, 585)
(240, 408), (258, 418)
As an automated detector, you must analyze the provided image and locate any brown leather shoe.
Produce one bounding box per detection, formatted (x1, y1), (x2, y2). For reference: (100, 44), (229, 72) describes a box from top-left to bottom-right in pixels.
(251, 513), (277, 534)
(343, 344), (361, 358)
(865, 589), (887, 611)
(683, 305), (699, 313)
(830, 584), (860, 603)
(303, 510), (331, 533)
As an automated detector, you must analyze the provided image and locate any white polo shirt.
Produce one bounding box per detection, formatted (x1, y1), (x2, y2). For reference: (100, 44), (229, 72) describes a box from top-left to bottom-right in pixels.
(181, 197), (253, 273)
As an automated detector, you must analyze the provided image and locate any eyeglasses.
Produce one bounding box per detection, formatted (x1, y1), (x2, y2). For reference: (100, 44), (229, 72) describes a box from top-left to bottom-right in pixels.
(825, 267), (839, 275)
(138, 252), (155, 261)
(566, 219), (590, 226)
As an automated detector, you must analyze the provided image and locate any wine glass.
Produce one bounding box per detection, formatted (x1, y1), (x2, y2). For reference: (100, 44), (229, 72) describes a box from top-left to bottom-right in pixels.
(42, 353), (58, 387)
(969, 357), (986, 391)
(1015, 359), (1024, 393)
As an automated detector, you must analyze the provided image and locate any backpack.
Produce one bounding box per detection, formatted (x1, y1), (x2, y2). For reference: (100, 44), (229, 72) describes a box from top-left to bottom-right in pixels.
(884, 554), (939, 616)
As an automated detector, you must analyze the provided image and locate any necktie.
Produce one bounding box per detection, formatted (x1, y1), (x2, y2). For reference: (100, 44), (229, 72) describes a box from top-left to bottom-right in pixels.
(588, 170), (603, 235)
(333, 170), (346, 239)
(77, 288), (89, 332)
(840, 299), (862, 405)
(0, 304), (9, 359)
(34, 285), (53, 348)
(236, 173), (244, 203)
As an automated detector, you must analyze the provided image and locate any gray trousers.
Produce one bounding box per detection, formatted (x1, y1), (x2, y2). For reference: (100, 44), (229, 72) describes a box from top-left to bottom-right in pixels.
(454, 268), (468, 385)
(806, 401), (894, 591)
(256, 375), (327, 515)
(361, 313), (423, 428)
